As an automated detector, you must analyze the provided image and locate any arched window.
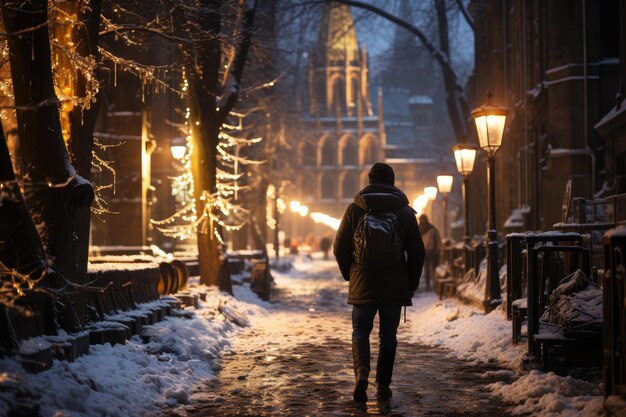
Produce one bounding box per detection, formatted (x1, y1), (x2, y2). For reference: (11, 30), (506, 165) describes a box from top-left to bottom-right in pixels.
(315, 77), (326, 114)
(339, 135), (358, 166)
(319, 135), (337, 166)
(330, 76), (345, 115)
(350, 76), (360, 108)
(300, 175), (315, 201)
(360, 135), (379, 165)
(341, 172), (359, 199)
(321, 173), (336, 200)
(299, 141), (315, 166)
(359, 170), (369, 188)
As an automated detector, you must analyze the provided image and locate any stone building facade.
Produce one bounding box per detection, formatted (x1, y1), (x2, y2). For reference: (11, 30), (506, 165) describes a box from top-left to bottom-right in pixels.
(294, 4), (446, 232)
(296, 4), (385, 221)
(467, 0), (621, 233)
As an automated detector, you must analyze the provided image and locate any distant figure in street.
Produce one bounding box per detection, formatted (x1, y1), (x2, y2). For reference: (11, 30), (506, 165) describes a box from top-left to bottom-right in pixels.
(418, 214), (442, 290)
(289, 237), (299, 255)
(333, 162), (425, 403)
(320, 236), (332, 260)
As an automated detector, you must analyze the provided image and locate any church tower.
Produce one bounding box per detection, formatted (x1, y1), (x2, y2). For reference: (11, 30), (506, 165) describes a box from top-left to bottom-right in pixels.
(308, 4), (373, 119)
(294, 3), (385, 225)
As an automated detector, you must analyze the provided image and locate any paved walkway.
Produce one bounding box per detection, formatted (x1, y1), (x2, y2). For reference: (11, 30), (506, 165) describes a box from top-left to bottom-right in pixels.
(171, 261), (513, 416)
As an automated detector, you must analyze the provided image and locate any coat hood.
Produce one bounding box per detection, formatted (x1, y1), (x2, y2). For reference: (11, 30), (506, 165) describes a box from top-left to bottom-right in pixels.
(354, 184), (412, 212)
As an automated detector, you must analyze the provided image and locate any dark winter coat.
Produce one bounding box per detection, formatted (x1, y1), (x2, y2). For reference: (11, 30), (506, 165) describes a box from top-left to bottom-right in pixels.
(333, 184), (426, 306)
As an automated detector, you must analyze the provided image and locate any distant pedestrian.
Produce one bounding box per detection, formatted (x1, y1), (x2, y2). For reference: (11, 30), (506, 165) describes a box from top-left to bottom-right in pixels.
(290, 237), (299, 255)
(320, 236), (332, 259)
(333, 162), (425, 403)
(418, 214), (442, 290)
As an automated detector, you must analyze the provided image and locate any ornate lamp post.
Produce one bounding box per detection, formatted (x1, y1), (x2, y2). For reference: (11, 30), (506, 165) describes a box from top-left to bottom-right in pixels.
(436, 174), (453, 239)
(452, 143), (477, 244)
(471, 95), (509, 309)
(170, 138), (187, 160)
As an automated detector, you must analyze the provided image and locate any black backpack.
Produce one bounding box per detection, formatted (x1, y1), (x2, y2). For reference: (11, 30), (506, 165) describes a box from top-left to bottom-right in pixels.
(353, 209), (404, 267)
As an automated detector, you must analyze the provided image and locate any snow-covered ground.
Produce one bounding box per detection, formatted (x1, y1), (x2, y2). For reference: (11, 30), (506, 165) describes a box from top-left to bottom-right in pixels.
(0, 255), (610, 416)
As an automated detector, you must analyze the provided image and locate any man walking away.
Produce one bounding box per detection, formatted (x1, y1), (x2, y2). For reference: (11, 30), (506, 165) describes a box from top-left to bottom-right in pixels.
(418, 214), (442, 290)
(333, 162), (425, 403)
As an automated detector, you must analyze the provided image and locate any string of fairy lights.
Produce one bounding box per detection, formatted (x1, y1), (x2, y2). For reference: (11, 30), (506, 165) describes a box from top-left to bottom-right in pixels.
(0, 1), (343, 254)
(150, 70), (264, 243)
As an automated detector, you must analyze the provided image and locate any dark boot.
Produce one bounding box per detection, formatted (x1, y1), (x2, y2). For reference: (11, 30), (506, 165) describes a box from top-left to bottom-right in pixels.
(352, 340), (370, 403)
(376, 347), (396, 399)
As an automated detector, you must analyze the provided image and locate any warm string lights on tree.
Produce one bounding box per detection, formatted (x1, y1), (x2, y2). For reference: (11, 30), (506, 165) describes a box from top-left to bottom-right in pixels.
(151, 72), (265, 242)
(91, 139), (121, 217)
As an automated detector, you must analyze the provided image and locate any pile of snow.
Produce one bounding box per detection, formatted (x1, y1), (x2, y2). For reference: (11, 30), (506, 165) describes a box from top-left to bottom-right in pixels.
(0, 283), (265, 417)
(487, 371), (604, 416)
(409, 292), (526, 367)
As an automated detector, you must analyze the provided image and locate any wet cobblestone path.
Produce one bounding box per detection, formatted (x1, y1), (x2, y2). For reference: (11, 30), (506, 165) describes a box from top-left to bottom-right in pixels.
(173, 262), (513, 416)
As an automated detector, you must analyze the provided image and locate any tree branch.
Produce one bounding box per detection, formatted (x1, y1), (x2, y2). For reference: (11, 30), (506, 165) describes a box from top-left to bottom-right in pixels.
(99, 25), (196, 45)
(330, 0), (454, 83)
(218, 0), (257, 122)
(330, 0), (469, 137)
(454, 0), (475, 33)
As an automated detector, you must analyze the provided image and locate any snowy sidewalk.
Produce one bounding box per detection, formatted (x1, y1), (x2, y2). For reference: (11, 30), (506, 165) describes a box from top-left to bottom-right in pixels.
(171, 257), (513, 416)
(0, 255), (605, 416)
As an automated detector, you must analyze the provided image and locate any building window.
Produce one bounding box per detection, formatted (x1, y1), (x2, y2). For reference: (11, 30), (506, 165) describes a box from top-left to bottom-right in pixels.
(301, 175), (315, 201)
(299, 141), (315, 166)
(341, 172), (359, 199)
(320, 136), (337, 166)
(360, 135), (378, 165)
(340, 136), (357, 166)
(321, 173), (336, 199)
(350, 76), (360, 108)
(331, 76), (345, 115)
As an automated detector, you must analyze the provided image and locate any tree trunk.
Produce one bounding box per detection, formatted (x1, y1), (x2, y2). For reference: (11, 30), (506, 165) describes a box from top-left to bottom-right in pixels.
(185, 0), (256, 291)
(2, 0), (94, 329)
(186, 0), (231, 291)
(0, 123), (47, 281)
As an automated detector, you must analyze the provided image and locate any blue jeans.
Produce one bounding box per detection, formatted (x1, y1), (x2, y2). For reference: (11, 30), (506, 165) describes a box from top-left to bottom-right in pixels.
(352, 304), (402, 348)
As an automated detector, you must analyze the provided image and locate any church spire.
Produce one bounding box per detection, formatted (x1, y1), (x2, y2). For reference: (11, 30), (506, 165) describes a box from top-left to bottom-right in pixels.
(317, 3), (360, 65)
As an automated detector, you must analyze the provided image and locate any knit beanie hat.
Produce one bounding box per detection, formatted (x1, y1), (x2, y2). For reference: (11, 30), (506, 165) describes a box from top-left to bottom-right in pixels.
(368, 162), (395, 186)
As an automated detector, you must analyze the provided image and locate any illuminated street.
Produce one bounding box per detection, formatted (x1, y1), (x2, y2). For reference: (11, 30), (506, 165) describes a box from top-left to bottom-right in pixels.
(0, 1), (624, 416)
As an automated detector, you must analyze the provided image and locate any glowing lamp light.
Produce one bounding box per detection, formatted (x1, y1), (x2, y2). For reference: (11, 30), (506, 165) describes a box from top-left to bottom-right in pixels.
(413, 194), (429, 216)
(437, 175), (454, 194)
(290, 201), (301, 213)
(424, 186), (438, 201)
(170, 137), (187, 160)
(452, 143), (477, 177)
(298, 205), (309, 217)
(170, 145), (186, 160)
(471, 96), (509, 158)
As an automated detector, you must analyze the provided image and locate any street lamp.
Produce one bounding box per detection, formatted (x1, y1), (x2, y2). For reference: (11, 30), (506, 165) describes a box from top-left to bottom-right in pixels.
(298, 205), (309, 217)
(436, 174), (454, 239)
(289, 200), (301, 213)
(170, 138), (187, 160)
(452, 143), (477, 244)
(424, 186), (438, 201)
(471, 94), (509, 310)
(413, 194), (429, 216)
